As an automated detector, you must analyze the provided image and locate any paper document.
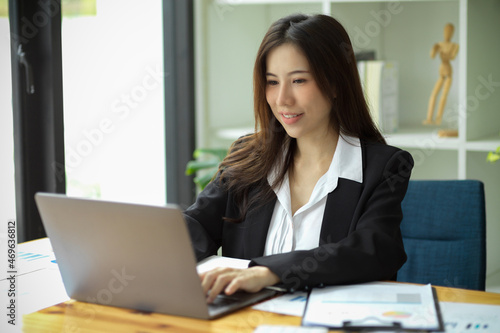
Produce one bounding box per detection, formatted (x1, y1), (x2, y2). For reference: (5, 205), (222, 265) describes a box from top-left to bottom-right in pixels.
(440, 302), (500, 332)
(253, 292), (308, 317)
(0, 238), (70, 333)
(0, 238), (56, 280)
(197, 255), (250, 274)
(302, 282), (443, 331)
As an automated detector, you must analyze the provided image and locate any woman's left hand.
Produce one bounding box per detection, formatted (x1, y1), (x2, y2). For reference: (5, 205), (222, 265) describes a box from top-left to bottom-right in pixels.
(200, 266), (280, 303)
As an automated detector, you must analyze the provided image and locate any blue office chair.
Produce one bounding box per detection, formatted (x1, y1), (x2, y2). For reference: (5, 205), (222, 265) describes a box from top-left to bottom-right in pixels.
(397, 180), (486, 291)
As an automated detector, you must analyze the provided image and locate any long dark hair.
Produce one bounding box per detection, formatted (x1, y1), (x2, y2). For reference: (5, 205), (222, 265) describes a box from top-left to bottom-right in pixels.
(218, 14), (385, 222)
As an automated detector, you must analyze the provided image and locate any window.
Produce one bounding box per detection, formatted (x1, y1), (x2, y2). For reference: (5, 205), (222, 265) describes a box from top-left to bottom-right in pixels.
(62, 0), (166, 205)
(8, 0), (193, 241)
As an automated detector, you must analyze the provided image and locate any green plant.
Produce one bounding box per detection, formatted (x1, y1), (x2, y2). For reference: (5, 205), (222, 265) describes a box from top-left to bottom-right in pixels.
(185, 148), (227, 191)
(487, 146), (500, 163)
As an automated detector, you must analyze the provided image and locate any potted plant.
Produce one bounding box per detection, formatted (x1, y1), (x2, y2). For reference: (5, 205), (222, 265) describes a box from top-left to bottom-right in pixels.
(185, 148), (227, 191)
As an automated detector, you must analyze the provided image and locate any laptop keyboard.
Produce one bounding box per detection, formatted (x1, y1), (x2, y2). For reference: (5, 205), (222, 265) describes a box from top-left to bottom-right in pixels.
(206, 289), (278, 318)
(210, 294), (241, 307)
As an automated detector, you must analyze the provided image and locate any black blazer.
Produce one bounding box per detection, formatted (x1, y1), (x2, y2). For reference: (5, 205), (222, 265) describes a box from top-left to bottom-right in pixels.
(184, 141), (414, 291)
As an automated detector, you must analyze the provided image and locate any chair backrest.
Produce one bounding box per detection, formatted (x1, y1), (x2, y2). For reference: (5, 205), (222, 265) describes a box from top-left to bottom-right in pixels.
(397, 180), (486, 291)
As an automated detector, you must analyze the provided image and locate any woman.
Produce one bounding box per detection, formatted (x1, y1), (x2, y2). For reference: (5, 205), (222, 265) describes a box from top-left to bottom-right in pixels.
(184, 13), (413, 303)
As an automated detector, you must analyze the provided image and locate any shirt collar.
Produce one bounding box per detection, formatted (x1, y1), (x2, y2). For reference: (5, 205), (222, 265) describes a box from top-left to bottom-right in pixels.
(311, 134), (362, 202)
(336, 135), (363, 184)
(268, 134), (363, 216)
(267, 134), (363, 188)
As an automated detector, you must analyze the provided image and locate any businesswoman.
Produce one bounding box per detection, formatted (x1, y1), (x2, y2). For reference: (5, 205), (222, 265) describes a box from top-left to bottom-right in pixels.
(184, 13), (414, 303)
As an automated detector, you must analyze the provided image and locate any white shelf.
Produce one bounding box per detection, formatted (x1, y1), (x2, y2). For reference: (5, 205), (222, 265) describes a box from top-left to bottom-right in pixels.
(466, 136), (500, 152)
(217, 126), (463, 150)
(385, 127), (460, 150)
(217, 127), (255, 141)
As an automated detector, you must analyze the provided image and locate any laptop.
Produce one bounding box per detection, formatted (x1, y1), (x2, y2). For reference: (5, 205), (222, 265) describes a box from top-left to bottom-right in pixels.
(34, 192), (277, 319)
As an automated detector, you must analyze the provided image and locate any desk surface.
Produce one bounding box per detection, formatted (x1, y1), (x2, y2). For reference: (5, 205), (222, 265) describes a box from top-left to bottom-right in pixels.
(23, 285), (500, 333)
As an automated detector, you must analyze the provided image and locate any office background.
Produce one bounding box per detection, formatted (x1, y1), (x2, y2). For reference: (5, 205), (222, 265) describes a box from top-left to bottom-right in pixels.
(1, 0), (499, 292)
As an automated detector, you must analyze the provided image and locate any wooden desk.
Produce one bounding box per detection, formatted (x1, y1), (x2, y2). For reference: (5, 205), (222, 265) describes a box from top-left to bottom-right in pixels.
(23, 285), (500, 333)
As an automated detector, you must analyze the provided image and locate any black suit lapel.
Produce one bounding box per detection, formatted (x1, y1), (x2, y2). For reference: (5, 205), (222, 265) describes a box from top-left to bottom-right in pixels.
(319, 178), (363, 245)
(243, 197), (277, 258)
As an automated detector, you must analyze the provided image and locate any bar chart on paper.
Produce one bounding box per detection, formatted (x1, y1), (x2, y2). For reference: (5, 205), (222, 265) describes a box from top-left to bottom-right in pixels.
(15, 240), (58, 275)
(440, 302), (500, 332)
(0, 238), (69, 331)
(302, 282), (442, 331)
(19, 252), (51, 261)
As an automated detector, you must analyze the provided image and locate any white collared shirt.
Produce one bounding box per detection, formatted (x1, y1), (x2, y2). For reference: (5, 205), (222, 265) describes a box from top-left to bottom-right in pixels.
(264, 135), (363, 255)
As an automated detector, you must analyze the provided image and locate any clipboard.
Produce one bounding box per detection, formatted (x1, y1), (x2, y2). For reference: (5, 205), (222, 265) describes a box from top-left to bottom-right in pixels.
(301, 282), (444, 332)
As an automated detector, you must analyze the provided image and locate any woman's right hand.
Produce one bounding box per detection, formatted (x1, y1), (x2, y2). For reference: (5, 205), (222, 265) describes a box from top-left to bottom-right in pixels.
(200, 266), (280, 303)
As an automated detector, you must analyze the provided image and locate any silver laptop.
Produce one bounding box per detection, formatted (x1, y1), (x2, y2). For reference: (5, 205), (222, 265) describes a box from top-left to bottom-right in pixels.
(34, 192), (277, 319)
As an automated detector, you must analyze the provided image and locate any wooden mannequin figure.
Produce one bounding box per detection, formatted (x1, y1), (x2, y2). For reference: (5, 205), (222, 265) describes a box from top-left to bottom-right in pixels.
(423, 23), (459, 125)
